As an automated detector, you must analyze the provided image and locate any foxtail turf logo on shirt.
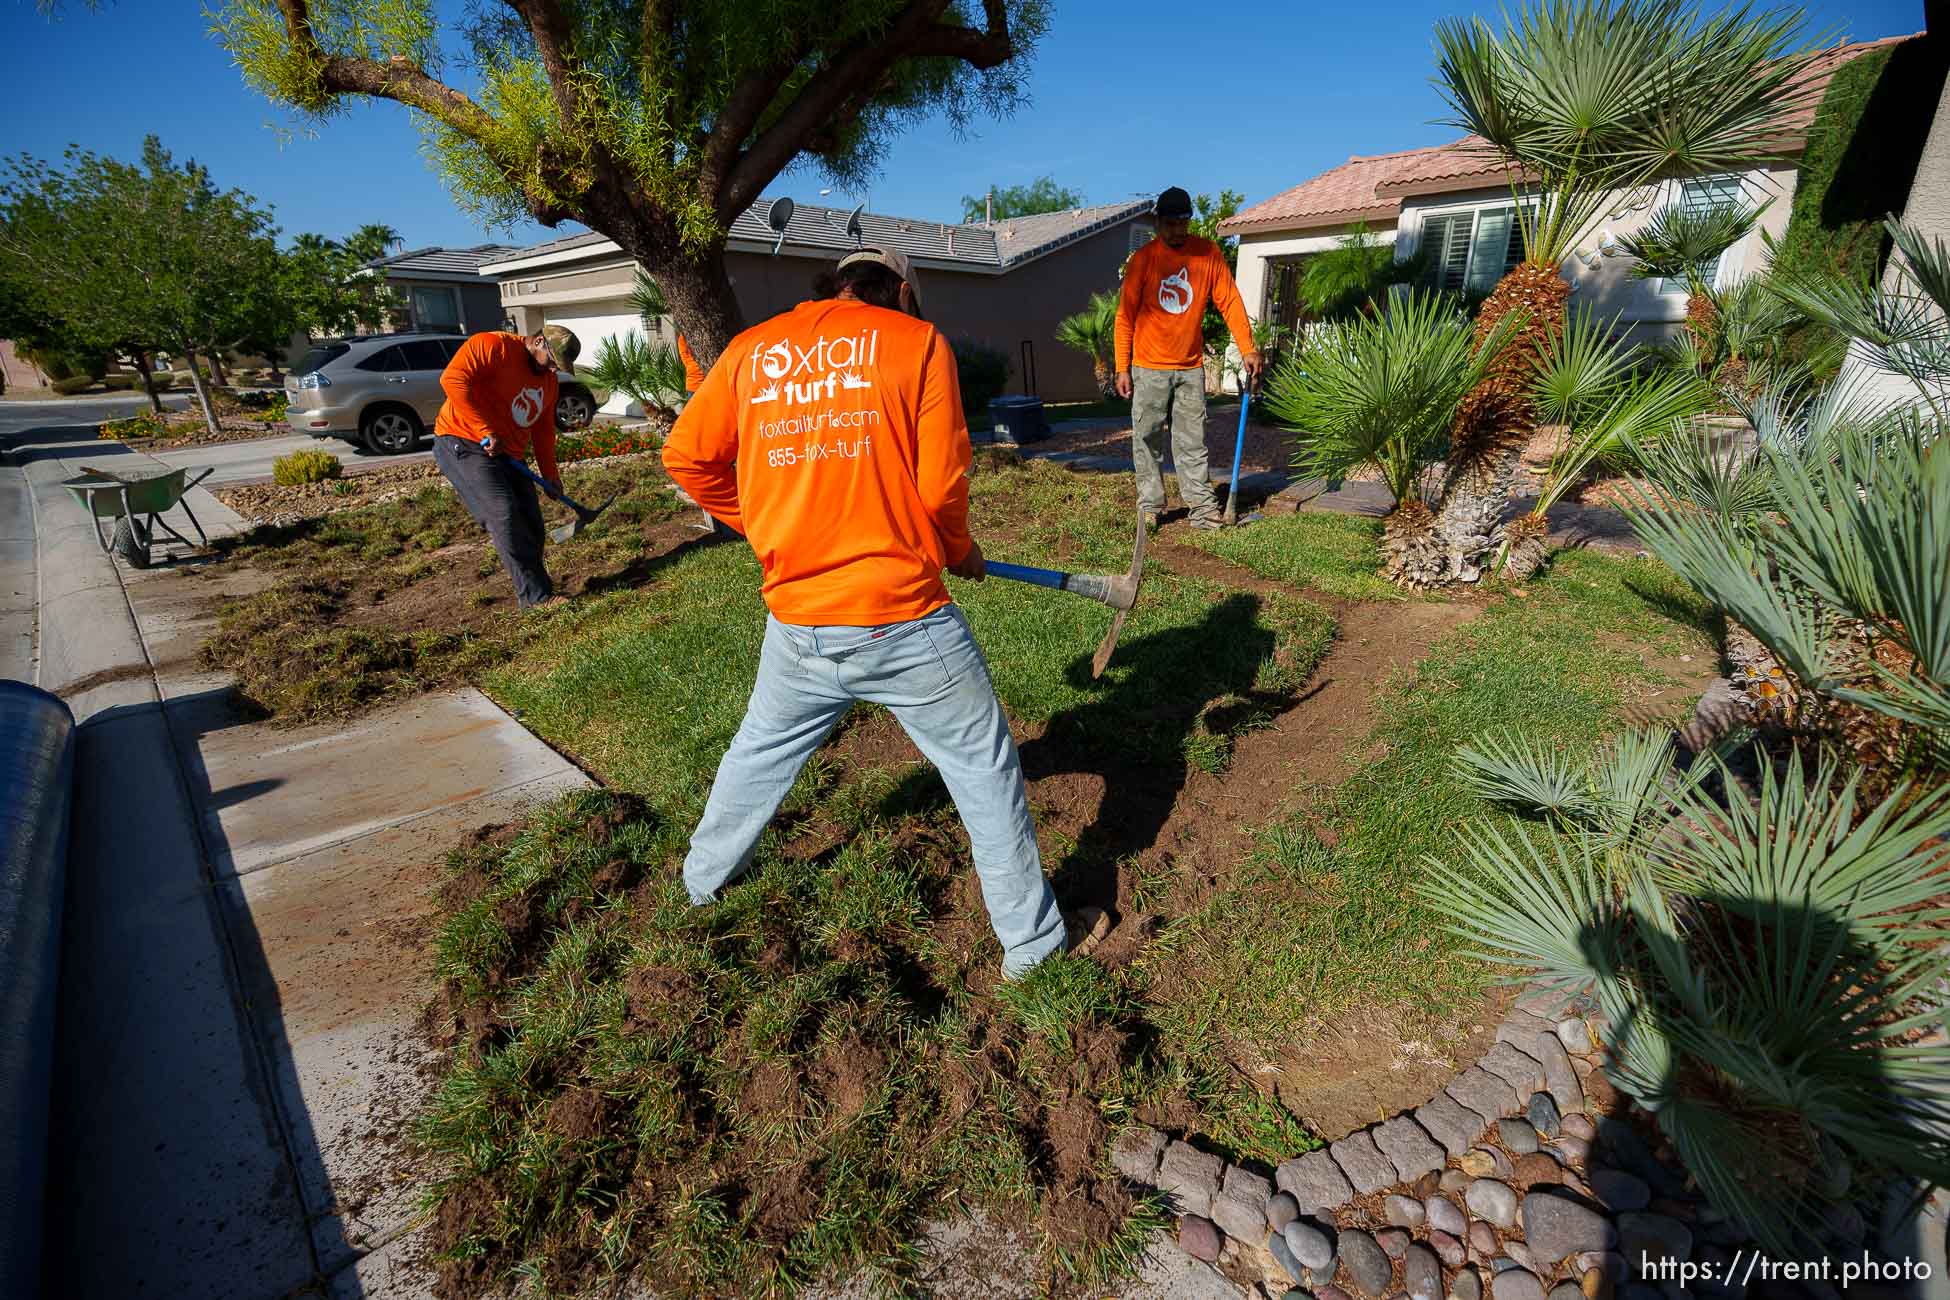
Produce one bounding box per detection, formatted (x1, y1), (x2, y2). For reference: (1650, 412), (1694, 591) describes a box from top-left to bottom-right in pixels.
(510, 386), (546, 427)
(1158, 267), (1194, 315)
(748, 330), (879, 406)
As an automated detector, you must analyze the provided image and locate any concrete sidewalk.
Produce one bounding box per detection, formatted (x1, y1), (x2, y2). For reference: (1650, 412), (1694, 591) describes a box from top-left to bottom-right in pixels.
(6, 421), (589, 1298)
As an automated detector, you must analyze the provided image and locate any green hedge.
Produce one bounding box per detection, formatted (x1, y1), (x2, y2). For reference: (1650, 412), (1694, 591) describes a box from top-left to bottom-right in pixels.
(1774, 36), (1950, 284)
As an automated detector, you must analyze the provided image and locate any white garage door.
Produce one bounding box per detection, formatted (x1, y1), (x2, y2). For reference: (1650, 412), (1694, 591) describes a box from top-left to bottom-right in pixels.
(542, 300), (671, 416)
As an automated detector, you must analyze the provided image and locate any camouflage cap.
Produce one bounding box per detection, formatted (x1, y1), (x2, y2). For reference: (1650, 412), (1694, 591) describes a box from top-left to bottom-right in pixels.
(539, 324), (581, 370)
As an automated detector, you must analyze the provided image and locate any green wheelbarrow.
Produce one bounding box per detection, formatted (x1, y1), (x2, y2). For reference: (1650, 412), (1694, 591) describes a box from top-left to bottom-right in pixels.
(61, 463), (215, 569)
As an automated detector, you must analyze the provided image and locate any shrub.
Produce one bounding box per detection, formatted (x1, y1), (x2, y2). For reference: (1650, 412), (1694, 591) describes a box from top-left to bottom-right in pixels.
(149, 372), (175, 391)
(51, 375), (96, 395)
(1421, 729), (1950, 1251)
(103, 374), (138, 391)
(583, 330), (684, 416)
(950, 337), (1011, 417)
(99, 411), (171, 440)
(273, 449), (343, 485)
(554, 423), (664, 464)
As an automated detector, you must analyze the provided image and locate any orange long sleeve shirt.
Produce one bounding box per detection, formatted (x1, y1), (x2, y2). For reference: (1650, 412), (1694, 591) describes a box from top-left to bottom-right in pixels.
(1114, 235), (1255, 373)
(662, 299), (974, 626)
(677, 334), (705, 393)
(433, 332), (561, 482)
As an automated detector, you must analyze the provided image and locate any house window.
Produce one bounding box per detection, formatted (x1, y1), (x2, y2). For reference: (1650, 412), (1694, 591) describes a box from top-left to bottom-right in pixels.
(1420, 205), (1527, 295)
(1661, 174), (1746, 294)
(411, 285), (463, 333)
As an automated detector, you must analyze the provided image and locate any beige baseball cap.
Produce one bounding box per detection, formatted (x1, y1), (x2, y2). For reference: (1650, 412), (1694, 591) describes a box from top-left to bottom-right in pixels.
(836, 246), (922, 310)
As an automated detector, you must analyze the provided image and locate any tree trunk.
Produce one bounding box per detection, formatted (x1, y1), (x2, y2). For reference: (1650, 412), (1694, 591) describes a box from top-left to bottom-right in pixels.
(206, 346), (231, 388)
(1425, 262), (1570, 585)
(181, 344), (222, 433)
(131, 350), (163, 414)
(621, 223), (744, 372)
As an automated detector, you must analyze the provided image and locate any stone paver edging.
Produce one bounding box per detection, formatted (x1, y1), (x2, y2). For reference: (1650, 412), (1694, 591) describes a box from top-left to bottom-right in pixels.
(1113, 988), (1939, 1300)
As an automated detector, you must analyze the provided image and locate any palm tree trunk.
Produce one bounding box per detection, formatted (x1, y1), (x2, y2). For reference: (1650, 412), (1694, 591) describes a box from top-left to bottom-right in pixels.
(1427, 261), (1570, 584)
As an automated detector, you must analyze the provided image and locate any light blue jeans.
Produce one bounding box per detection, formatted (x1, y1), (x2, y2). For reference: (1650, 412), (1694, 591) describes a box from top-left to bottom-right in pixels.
(684, 604), (1066, 977)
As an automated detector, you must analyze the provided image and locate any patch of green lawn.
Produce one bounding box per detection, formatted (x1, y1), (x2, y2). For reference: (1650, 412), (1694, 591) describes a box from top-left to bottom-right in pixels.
(1142, 549), (1718, 1065)
(1186, 510), (1409, 603)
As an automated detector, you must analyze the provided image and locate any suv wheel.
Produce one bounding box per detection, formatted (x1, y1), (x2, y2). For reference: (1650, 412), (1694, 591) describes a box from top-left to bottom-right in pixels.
(362, 405), (424, 455)
(555, 387), (595, 431)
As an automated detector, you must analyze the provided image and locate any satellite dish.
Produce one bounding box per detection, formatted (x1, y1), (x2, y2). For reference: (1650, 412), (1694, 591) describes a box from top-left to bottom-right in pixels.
(844, 203), (864, 247)
(765, 196), (795, 257)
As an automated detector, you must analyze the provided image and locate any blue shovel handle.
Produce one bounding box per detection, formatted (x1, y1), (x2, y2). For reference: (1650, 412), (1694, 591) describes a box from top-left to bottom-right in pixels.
(986, 560), (1070, 590)
(1224, 384), (1252, 526)
(498, 451), (594, 514)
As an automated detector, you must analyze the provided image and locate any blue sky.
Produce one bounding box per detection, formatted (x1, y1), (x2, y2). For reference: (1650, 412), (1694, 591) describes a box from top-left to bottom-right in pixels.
(3, 0), (1926, 254)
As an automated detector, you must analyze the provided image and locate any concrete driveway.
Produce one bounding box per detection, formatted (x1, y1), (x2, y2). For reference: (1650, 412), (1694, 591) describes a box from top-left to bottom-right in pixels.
(148, 430), (433, 487)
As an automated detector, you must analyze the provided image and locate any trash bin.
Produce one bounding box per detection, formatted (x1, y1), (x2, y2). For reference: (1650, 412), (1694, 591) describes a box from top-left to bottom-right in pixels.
(986, 395), (1049, 445)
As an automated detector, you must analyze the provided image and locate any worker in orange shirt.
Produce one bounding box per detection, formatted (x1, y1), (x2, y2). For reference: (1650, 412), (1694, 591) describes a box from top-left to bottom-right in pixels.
(662, 248), (1068, 979)
(431, 325), (580, 607)
(1115, 186), (1261, 531)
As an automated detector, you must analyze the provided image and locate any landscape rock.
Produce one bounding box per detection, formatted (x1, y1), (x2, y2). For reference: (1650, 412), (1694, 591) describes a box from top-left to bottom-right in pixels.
(1513, 1152), (1565, 1188)
(1414, 1170), (1443, 1199)
(1493, 1268), (1547, 1300)
(1441, 1170), (1474, 1195)
(1112, 1125), (1168, 1183)
(1493, 1258), (1524, 1275)
(1376, 1116), (1448, 1182)
(1472, 1146), (1518, 1180)
(1287, 1218), (1338, 1271)
(1469, 1222), (1499, 1259)
(1181, 1214), (1223, 1263)
(1268, 1191), (1301, 1233)
(1448, 1067), (1522, 1124)
(1216, 1166), (1276, 1242)
(1506, 1243), (1541, 1271)
(1562, 1114), (1596, 1141)
(1578, 1066), (1619, 1111)
(1378, 1228), (1412, 1259)
(1551, 1283), (1586, 1300)
(1320, 1286), (1354, 1300)
(1332, 1130), (1401, 1196)
(1550, 1137), (1591, 1167)
(1466, 1178), (1519, 1229)
(1557, 1019), (1595, 1055)
(1159, 1141), (1225, 1218)
(1418, 1095), (1489, 1158)
(1528, 1093), (1562, 1138)
(1594, 1121), (1684, 1197)
(1648, 1198), (1696, 1223)
(1524, 1188), (1619, 1261)
(1428, 1196), (1467, 1235)
(1386, 1194), (1429, 1229)
(1496, 1008), (1556, 1048)
(1339, 1229), (1394, 1298)
(1270, 1229), (1307, 1284)
(1532, 1033), (1585, 1115)
(1431, 1230), (1467, 1268)
(1406, 1244), (1444, 1300)
(1589, 1170), (1651, 1213)
(1460, 1150), (1499, 1177)
(1281, 1149), (1355, 1211)
(1452, 1269), (1484, 1300)
(1480, 1042), (1547, 1097)
(1499, 1118), (1542, 1155)
(1616, 1212), (1693, 1268)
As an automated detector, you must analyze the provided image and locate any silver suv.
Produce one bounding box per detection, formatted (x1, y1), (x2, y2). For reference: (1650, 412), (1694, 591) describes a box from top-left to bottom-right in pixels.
(286, 331), (596, 454)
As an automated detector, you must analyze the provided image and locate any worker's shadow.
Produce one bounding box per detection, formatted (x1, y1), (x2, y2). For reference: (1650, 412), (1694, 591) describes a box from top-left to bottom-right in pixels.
(871, 593), (1297, 913)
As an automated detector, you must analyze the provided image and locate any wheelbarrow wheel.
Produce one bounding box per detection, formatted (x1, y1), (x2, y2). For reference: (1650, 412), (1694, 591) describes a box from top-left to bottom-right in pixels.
(112, 515), (153, 569)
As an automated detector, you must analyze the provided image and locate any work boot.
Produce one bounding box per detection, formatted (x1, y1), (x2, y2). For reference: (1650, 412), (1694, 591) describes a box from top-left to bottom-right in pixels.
(1066, 906), (1113, 958)
(1188, 514), (1223, 531)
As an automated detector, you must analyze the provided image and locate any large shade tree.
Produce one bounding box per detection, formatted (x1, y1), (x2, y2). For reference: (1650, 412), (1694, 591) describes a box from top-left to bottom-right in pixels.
(1421, 0), (1824, 583)
(212, 0), (1049, 367)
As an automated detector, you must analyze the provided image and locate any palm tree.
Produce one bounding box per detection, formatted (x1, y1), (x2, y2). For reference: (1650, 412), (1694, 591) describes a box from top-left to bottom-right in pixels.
(342, 222), (402, 266)
(1054, 290), (1119, 398)
(1425, 0), (1823, 582)
(630, 268), (668, 330)
(1266, 290), (1525, 587)
(1619, 200), (1768, 358)
(1299, 222), (1426, 321)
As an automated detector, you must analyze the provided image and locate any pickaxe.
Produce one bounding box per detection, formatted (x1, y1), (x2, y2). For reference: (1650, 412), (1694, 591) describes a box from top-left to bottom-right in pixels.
(985, 508), (1147, 678)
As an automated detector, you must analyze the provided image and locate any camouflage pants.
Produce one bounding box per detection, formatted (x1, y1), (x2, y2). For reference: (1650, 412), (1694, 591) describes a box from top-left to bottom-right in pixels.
(1130, 365), (1214, 521)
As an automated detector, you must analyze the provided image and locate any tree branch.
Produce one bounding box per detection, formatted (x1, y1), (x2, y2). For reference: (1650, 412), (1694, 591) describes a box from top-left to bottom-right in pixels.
(715, 0), (1012, 221)
(508, 0), (583, 127)
(270, 0), (575, 225)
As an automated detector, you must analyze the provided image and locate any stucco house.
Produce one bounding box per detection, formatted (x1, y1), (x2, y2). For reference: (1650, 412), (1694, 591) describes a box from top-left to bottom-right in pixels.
(1223, 35), (1914, 349)
(479, 198), (1155, 407)
(361, 243), (521, 335)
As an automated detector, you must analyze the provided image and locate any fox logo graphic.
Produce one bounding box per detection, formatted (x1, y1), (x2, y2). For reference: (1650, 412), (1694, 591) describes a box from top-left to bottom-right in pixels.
(758, 340), (793, 380)
(509, 386), (545, 427)
(1157, 267), (1194, 315)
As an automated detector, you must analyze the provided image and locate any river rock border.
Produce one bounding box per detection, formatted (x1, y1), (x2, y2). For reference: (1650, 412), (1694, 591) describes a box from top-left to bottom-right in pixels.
(1113, 988), (1919, 1300)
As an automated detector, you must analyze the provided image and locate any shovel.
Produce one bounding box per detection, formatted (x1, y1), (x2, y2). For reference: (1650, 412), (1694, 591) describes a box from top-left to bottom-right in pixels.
(498, 454), (616, 542)
(1222, 381), (1264, 528)
(984, 507), (1147, 678)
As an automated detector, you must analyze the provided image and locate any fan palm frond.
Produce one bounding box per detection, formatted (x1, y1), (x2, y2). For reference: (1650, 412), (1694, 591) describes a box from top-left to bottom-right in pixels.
(1454, 728), (1599, 821)
(630, 269), (667, 330)
(1769, 219), (1950, 405)
(1621, 200), (1770, 299)
(586, 330), (684, 415)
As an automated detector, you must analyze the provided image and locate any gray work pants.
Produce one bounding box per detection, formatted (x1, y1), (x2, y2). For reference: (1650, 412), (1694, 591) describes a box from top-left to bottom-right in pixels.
(1131, 365), (1216, 521)
(433, 434), (553, 607)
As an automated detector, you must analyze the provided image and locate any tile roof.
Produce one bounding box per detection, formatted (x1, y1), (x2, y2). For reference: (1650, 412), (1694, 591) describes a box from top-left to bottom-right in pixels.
(1221, 33), (1919, 237)
(479, 199), (1152, 274)
(364, 244), (525, 276)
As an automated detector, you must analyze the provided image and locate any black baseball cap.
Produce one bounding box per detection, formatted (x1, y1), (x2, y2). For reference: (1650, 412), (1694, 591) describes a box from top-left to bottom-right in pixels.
(1154, 186), (1193, 219)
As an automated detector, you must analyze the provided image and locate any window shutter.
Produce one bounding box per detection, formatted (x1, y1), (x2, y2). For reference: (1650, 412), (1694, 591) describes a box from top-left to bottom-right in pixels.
(1420, 213), (1474, 293)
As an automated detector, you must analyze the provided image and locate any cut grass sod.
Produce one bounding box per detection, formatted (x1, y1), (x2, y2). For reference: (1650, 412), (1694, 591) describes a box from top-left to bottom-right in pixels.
(1185, 510), (1410, 604)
